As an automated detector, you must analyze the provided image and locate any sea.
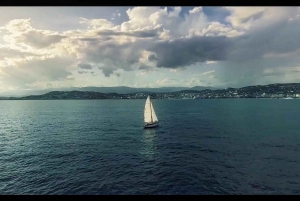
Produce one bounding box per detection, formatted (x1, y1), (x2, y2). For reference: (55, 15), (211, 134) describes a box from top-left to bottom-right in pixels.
(0, 99), (299, 195)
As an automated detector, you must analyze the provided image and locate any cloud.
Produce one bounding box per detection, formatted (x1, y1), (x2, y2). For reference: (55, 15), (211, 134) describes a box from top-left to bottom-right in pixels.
(4, 18), (32, 32)
(2, 19), (66, 49)
(155, 78), (180, 86)
(0, 46), (37, 60)
(138, 63), (152, 70)
(79, 36), (112, 42)
(200, 21), (244, 37)
(2, 7), (300, 91)
(226, 19), (300, 62)
(59, 7), (237, 76)
(262, 67), (300, 77)
(78, 71), (88, 74)
(77, 63), (92, 69)
(79, 18), (114, 30)
(148, 36), (232, 68)
(97, 29), (160, 38)
(0, 56), (73, 88)
(206, 61), (217, 64)
(77, 38), (151, 74)
(148, 54), (157, 62)
(99, 66), (114, 77)
(224, 7), (299, 30)
(201, 70), (215, 75)
(20, 30), (66, 48)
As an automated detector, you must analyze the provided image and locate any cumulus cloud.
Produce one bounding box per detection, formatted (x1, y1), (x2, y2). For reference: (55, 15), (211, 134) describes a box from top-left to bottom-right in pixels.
(20, 30), (66, 48)
(2, 19), (66, 49)
(79, 18), (114, 30)
(224, 7), (299, 31)
(77, 37), (151, 74)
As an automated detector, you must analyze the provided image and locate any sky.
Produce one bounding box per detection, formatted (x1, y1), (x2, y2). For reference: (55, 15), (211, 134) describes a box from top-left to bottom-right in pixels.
(1, 6), (300, 93)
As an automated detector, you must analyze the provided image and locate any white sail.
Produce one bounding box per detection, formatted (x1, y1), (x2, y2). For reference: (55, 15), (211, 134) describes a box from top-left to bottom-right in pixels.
(150, 102), (158, 122)
(144, 96), (152, 123)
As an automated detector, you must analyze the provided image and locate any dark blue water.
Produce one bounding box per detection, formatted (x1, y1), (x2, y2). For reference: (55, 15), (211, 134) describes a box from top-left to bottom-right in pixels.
(0, 99), (300, 195)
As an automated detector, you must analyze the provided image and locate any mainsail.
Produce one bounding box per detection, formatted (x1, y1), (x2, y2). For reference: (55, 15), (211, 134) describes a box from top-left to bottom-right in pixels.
(150, 102), (158, 122)
(144, 95), (158, 123)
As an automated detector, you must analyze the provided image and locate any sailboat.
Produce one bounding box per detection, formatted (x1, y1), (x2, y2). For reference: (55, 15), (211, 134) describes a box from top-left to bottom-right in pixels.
(144, 95), (158, 128)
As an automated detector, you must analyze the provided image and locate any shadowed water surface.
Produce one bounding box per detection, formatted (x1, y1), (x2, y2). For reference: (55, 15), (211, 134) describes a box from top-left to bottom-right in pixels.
(0, 99), (299, 194)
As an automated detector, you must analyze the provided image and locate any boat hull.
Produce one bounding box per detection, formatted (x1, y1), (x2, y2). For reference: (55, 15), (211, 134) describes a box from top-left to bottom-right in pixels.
(144, 122), (158, 128)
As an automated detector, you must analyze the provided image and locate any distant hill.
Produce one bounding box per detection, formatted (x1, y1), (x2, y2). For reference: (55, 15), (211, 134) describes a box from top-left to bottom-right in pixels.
(189, 86), (216, 91)
(70, 86), (217, 94)
(2, 82), (300, 100)
(0, 86), (217, 97)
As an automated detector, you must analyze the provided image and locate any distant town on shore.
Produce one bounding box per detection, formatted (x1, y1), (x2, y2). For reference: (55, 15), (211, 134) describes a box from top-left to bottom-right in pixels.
(1, 83), (300, 100)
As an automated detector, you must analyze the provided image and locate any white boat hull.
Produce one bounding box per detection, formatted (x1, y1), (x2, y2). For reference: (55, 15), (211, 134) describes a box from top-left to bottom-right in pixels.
(144, 122), (158, 128)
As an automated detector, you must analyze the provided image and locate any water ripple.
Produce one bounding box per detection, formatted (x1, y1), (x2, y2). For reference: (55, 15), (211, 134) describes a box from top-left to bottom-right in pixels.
(0, 100), (299, 194)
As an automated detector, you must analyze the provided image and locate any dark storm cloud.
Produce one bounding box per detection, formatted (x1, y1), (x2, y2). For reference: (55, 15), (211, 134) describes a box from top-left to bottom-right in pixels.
(148, 54), (157, 62)
(77, 63), (92, 69)
(148, 36), (232, 68)
(77, 28), (160, 78)
(97, 29), (160, 38)
(82, 40), (147, 70)
(147, 17), (300, 70)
